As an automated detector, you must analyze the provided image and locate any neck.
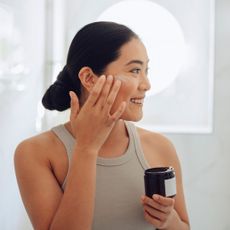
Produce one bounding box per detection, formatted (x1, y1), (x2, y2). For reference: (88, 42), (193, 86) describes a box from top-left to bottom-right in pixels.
(102, 119), (128, 144)
(99, 119), (129, 157)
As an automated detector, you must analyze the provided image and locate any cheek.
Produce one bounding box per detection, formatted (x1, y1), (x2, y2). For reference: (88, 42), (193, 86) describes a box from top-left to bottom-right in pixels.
(118, 83), (135, 100)
(119, 80), (136, 100)
(111, 79), (137, 112)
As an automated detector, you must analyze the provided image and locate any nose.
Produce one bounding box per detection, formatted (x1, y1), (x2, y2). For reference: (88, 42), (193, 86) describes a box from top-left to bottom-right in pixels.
(139, 75), (151, 92)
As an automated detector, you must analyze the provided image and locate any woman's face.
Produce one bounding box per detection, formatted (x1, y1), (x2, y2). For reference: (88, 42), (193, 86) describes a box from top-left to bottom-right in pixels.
(104, 38), (151, 121)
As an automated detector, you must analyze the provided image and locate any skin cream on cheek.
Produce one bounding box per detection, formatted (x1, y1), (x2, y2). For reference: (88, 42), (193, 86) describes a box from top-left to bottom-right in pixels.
(113, 75), (139, 97)
(114, 75), (128, 83)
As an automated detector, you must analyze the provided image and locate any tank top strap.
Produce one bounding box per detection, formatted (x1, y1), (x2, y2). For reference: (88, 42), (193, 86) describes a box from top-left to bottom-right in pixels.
(51, 124), (75, 160)
(124, 121), (150, 170)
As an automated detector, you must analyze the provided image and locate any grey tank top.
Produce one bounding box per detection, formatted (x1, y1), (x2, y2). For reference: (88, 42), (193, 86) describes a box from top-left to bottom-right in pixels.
(52, 121), (156, 230)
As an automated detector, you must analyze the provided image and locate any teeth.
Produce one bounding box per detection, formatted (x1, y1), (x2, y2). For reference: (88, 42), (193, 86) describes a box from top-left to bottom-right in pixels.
(130, 98), (144, 104)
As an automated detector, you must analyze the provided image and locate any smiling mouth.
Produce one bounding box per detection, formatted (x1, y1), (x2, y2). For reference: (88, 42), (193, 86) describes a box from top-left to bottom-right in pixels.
(130, 98), (145, 105)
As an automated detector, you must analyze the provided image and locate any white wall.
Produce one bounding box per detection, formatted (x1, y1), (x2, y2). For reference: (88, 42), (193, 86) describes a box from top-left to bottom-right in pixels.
(0, 0), (45, 229)
(165, 0), (230, 229)
(0, 0), (230, 229)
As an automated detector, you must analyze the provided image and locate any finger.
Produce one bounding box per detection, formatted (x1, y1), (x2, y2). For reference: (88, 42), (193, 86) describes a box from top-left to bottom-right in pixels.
(103, 79), (121, 112)
(69, 91), (79, 121)
(153, 194), (175, 207)
(143, 210), (162, 228)
(97, 75), (113, 108)
(110, 101), (126, 121)
(143, 204), (167, 222)
(142, 195), (170, 213)
(86, 75), (106, 106)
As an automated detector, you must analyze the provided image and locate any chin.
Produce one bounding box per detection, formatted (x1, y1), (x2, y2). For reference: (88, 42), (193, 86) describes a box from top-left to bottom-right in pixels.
(122, 113), (143, 122)
(130, 117), (143, 122)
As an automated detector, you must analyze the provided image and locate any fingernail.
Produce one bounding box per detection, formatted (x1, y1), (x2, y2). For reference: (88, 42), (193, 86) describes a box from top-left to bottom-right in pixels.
(107, 75), (113, 81)
(69, 91), (73, 98)
(116, 79), (121, 85)
(141, 195), (145, 201)
(153, 194), (159, 200)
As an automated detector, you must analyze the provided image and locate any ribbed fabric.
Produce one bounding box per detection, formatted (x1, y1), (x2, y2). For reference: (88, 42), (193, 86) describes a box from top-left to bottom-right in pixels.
(52, 121), (155, 230)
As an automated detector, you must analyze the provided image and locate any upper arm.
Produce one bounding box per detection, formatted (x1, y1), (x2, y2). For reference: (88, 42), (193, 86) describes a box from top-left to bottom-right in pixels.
(169, 149), (189, 224)
(158, 136), (190, 225)
(141, 130), (190, 225)
(14, 139), (63, 230)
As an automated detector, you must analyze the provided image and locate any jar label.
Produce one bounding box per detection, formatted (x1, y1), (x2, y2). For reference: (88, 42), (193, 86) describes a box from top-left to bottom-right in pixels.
(164, 177), (176, 197)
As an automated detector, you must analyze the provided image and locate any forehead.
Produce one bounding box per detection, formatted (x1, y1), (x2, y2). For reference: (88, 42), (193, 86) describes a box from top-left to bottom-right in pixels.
(118, 38), (148, 63)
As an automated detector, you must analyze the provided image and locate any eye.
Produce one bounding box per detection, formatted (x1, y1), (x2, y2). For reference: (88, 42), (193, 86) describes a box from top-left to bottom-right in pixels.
(130, 68), (141, 74)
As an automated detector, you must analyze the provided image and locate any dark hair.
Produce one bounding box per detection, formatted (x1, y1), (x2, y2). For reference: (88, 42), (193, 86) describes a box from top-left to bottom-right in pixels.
(42, 21), (138, 111)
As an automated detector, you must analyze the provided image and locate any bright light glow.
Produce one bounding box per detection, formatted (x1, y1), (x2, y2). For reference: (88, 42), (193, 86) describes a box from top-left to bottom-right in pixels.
(97, 0), (186, 95)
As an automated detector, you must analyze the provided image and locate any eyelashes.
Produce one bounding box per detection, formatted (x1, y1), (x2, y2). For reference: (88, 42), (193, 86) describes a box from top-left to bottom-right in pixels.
(130, 67), (149, 75)
(130, 68), (141, 74)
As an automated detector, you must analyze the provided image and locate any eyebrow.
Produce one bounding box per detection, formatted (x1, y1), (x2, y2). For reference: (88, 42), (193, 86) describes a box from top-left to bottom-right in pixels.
(125, 59), (149, 66)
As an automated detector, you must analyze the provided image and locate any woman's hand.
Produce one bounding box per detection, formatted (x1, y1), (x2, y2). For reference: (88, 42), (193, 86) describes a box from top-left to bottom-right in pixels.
(69, 75), (126, 153)
(141, 194), (176, 229)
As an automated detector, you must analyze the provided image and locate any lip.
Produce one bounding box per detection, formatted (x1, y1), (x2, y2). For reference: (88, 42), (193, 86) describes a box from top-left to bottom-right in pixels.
(130, 96), (145, 105)
(130, 96), (145, 100)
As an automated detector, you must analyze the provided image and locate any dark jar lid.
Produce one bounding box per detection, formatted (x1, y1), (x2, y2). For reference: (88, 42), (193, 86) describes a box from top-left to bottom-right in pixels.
(144, 166), (175, 179)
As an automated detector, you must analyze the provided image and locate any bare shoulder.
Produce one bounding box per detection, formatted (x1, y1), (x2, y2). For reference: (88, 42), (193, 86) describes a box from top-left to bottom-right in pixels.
(14, 130), (58, 163)
(14, 129), (68, 182)
(136, 126), (179, 168)
(14, 130), (68, 229)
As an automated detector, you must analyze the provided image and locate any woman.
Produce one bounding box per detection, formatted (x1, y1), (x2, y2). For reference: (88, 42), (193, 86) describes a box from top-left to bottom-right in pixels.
(14, 21), (190, 230)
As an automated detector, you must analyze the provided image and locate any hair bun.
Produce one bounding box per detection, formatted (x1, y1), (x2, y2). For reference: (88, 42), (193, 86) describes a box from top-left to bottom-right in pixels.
(42, 66), (72, 111)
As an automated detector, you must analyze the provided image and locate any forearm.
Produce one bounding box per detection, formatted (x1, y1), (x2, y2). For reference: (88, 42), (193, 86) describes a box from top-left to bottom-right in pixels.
(50, 146), (97, 230)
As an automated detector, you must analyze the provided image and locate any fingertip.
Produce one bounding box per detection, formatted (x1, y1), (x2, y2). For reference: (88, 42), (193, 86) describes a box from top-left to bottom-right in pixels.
(120, 101), (127, 114)
(107, 74), (113, 80)
(100, 75), (106, 81)
(153, 194), (160, 200)
(171, 197), (175, 205)
(69, 91), (73, 104)
(69, 91), (79, 109)
(69, 91), (75, 100)
(120, 101), (126, 110)
(116, 79), (122, 87)
(69, 91), (72, 98)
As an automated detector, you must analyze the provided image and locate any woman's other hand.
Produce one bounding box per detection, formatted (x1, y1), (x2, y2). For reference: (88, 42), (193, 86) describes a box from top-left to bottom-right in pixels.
(141, 194), (176, 229)
(69, 75), (126, 153)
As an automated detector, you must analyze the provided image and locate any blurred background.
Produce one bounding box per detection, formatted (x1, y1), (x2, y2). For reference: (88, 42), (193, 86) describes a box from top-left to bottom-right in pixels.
(0, 0), (229, 229)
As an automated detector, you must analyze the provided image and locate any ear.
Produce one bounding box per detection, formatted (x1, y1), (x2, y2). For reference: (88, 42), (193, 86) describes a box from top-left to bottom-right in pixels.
(78, 67), (97, 92)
